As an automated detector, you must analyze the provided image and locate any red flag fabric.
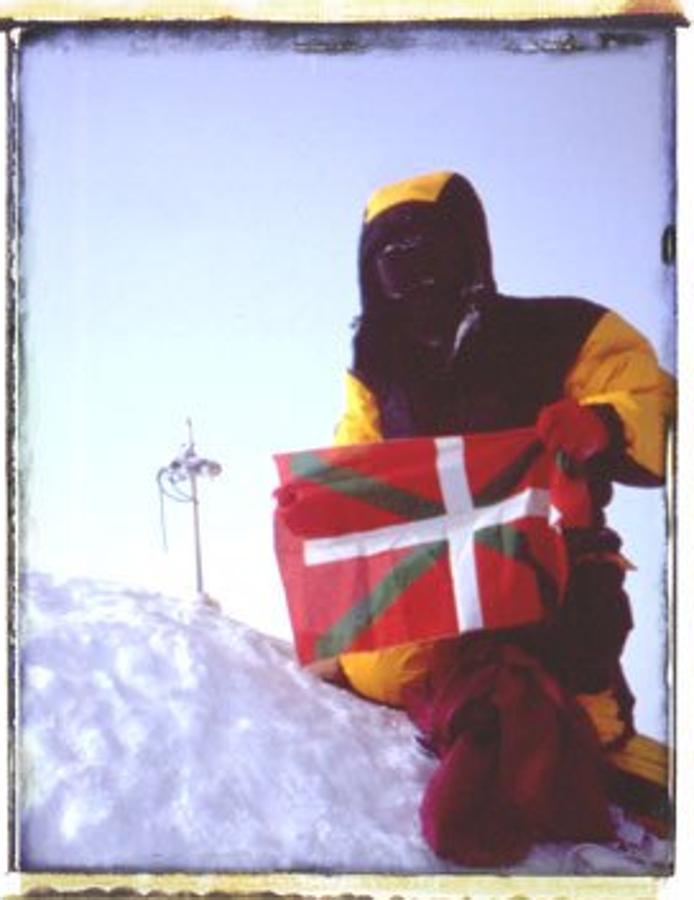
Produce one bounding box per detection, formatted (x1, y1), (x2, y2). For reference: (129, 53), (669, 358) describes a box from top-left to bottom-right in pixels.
(273, 429), (591, 664)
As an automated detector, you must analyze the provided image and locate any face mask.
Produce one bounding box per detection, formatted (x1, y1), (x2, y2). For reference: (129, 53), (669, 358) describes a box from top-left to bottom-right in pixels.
(374, 235), (460, 303)
(372, 235), (469, 353)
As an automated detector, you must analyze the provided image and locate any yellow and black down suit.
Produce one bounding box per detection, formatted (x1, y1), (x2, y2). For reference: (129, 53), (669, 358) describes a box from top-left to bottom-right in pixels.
(333, 171), (674, 845)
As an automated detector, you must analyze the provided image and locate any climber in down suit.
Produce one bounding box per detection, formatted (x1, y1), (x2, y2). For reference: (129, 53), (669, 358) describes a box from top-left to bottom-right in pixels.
(309, 171), (674, 866)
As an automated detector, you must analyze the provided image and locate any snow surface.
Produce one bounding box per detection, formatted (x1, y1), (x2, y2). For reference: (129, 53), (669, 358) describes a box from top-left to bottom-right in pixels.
(18, 573), (670, 874)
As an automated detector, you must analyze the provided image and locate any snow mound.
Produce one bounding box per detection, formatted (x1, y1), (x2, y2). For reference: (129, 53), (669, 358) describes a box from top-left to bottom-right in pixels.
(18, 573), (670, 874)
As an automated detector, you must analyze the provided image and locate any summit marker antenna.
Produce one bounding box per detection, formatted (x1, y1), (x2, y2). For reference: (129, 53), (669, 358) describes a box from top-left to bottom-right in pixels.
(157, 419), (222, 604)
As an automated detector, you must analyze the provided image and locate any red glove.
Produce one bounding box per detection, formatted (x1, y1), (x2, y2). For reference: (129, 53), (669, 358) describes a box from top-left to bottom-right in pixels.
(536, 398), (611, 464)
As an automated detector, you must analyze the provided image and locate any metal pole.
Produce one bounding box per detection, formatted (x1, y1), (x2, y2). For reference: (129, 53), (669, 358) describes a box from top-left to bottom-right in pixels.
(186, 418), (205, 598)
(190, 464), (205, 598)
(158, 419), (221, 606)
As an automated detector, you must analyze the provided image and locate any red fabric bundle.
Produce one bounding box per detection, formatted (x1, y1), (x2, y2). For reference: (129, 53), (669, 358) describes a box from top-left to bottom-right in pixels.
(405, 638), (615, 867)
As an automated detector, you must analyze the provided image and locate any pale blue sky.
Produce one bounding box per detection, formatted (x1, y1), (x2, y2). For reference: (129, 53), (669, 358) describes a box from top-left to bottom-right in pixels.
(19, 25), (675, 737)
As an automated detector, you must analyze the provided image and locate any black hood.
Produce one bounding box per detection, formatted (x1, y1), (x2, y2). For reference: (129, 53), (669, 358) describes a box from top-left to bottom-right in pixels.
(358, 171), (496, 317)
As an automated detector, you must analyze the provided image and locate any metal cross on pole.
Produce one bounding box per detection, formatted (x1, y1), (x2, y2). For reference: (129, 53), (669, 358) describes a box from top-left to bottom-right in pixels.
(157, 419), (222, 604)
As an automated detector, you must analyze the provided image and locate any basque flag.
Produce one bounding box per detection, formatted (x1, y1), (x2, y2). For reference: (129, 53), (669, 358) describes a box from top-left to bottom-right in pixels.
(273, 429), (590, 664)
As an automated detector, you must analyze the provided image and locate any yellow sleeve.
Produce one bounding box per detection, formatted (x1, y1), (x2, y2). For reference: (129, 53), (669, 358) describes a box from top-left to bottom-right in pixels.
(333, 371), (384, 447)
(565, 310), (675, 479)
(339, 640), (436, 707)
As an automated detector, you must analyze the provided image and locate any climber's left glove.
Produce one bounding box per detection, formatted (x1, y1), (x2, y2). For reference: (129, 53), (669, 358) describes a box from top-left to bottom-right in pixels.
(536, 398), (612, 464)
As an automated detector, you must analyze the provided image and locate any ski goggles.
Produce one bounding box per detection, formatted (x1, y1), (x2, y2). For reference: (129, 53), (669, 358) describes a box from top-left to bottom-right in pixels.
(374, 235), (460, 302)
